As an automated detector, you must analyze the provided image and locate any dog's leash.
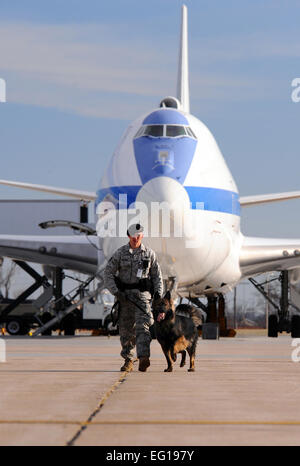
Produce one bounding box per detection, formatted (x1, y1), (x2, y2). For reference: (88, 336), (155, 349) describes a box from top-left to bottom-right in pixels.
(124, 293), (153, 315)
(112, 292), (153, 324)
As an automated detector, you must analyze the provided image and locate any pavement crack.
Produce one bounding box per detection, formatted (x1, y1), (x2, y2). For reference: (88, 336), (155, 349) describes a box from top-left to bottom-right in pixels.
(66, 371), (129, 446)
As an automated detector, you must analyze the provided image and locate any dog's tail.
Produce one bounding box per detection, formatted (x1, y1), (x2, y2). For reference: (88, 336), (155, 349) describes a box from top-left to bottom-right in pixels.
(175, 304), (203, 328)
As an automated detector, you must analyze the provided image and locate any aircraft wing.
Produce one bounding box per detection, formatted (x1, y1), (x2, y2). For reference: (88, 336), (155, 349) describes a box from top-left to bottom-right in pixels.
(240, 190), (300, 207)
(240, 236), (300, 278)
(4, 180), (300, 206)
(0, 179), (97, 201)
(0, 234), (100, 275)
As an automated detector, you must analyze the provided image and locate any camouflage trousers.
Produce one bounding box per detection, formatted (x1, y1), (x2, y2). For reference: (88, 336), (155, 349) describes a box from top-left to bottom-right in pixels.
(118, 292), (154, 360)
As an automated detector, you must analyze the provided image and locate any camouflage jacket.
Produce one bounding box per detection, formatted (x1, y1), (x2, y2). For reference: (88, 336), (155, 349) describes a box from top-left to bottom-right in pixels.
(104, 243), (163, 298)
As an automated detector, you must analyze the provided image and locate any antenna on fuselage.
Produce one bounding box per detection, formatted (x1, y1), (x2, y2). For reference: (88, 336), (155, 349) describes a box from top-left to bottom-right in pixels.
(177, 4), (190, 114)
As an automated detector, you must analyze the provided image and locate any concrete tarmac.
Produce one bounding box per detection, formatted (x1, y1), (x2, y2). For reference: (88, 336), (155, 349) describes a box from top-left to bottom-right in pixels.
(0, 330), (300, 446)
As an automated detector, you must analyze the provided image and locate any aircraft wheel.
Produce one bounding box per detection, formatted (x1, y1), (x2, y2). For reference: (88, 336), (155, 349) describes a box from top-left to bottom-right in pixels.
(6, 319), (29, 336)
(268, 314), (278, 337)
(291, 315), (300, 338)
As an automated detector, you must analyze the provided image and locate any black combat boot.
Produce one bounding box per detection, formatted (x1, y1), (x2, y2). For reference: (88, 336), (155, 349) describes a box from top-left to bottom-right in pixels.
(138, 356), (150, 372)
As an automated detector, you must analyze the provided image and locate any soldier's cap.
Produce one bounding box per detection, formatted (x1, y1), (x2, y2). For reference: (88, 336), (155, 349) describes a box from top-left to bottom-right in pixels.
(127, 223), (144, 237)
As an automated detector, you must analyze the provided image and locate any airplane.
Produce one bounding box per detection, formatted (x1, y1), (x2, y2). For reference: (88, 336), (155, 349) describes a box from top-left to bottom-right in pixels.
(1, 4), (300, 337)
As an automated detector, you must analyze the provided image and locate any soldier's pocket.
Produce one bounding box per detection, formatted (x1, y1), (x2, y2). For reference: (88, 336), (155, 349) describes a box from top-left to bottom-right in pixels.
(120, 256), (132, 273)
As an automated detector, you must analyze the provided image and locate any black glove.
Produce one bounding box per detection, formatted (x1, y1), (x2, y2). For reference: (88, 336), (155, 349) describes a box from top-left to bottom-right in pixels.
(111, 301), (120, 326)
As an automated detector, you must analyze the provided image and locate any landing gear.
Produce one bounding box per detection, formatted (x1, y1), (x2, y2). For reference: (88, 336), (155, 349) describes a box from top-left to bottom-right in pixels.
(268, 314), (278, 338)
(291, 315), (300, 338)
(190, 293), (236, 337)
(250, 271), (300, 338)
(211, 294), (236, 337)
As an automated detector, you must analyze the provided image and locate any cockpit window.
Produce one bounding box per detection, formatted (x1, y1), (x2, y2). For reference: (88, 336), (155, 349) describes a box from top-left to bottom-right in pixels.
(135, 127), (145, 138)
(186, 127), (197, 139)
(166, 125), (186, 137)
(134, 124), (197, 140)
(143, 125), (164, 137)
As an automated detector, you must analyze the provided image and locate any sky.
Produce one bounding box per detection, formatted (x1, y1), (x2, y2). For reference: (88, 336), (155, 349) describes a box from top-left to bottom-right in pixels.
(1, 0), (300, 237)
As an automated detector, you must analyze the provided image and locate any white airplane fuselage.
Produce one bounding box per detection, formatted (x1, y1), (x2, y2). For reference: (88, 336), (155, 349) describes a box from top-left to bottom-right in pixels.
(0, 5), (299, 299)
(96, 107), (243, 297)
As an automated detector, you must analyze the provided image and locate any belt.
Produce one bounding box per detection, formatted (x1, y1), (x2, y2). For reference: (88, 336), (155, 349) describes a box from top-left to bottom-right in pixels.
(115, 276), (153, 294)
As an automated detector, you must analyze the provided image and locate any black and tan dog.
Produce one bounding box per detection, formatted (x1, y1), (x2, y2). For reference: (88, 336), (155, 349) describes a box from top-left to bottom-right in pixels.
(152, 291), (202, 372)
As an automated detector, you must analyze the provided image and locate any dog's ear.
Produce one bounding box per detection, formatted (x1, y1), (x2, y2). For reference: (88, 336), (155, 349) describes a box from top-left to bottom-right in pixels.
(164, 290), (171, 301)
(153, 291), (160, 302)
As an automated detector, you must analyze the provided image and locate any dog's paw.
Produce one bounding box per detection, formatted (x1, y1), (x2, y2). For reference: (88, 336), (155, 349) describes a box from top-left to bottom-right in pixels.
(164, 367), (173, 372)
(188, 368), (195, 372)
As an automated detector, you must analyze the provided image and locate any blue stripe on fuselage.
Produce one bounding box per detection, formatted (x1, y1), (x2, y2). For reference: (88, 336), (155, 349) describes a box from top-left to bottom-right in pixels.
(95, 185), (240, 216)
(185, 186), (240, 216)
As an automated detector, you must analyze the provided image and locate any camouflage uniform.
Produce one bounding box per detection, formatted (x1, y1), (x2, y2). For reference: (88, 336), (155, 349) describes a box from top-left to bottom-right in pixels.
(104, 243), (163, 360)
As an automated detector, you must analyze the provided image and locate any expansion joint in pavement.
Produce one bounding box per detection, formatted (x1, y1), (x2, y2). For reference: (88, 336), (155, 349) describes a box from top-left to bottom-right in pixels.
(66, 370), (130, 446)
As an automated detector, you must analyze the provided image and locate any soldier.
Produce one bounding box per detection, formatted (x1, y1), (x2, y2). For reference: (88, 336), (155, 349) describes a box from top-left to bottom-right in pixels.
(104, 223), (163, 372)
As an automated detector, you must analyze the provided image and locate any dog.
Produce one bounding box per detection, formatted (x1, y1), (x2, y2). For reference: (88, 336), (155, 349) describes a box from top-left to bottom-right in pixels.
(152, 291), (202, 372)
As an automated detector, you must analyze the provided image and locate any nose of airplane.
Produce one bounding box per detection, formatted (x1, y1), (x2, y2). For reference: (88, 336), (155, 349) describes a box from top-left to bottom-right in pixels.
(134, 176), (212, 285)
(136, 177), (191, 237)
(136, 176), (189, 208)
